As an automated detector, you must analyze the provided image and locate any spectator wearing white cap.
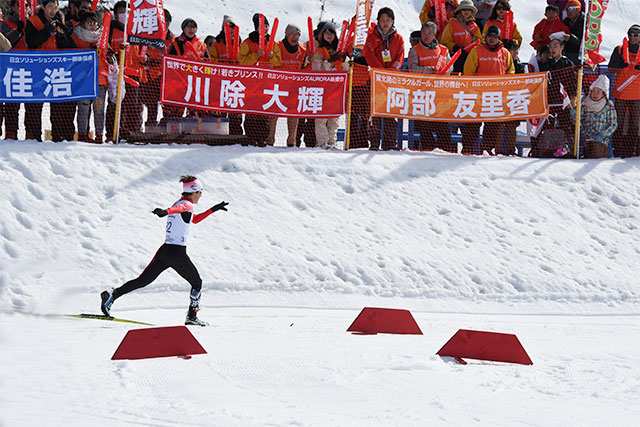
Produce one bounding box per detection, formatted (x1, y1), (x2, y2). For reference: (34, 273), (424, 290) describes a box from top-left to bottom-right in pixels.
(572, 74), (617, 157)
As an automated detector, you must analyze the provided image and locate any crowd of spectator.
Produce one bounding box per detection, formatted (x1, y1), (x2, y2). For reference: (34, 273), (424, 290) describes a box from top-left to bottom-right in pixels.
(0, 0), (639, 158)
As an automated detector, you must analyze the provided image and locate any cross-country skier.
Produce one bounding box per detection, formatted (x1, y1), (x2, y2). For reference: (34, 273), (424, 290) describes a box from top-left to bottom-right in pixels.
(100, 175), (228, 326)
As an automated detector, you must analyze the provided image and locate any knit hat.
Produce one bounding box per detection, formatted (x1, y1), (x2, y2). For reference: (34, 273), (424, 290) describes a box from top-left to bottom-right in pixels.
(252, 13), (269, 30)
(456, 0), (477, 14)
(181, 18), (197, 31)
(322, 22), (338, 34)
(628, 24), (640, 35)
(221, 15), (236, 29)
(285, 24), (301, 36)
(486, 25), (501, 37)
(589, 74), (610, 98)
(566, 0), (581, 11)
(183, 178), (204, 193)
(549, 31), (568, 43)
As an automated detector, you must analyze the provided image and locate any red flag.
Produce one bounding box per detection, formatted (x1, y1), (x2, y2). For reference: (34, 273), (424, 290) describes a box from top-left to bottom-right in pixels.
(337, 20), (349, 53)
(92, 0), (99, 12)
(433, 0), (447, 34)
(307, 16), (315, 55)
(342, 18), (356, 54)
(127, 0), (167, 50)
(19, 0), (25, 22)
(233, 25), (240, 62)
(265, 17), (279, 55)
(224, 22), (232, 60)
(98, 11), (112, 51)
(622, 37), (629, 64)
(464, 39), (481, 53)
(31, 0), (37, 18)
(504, 10), (514, 41)
(438, 48), (461, 74)
(258, 14), (266, 53)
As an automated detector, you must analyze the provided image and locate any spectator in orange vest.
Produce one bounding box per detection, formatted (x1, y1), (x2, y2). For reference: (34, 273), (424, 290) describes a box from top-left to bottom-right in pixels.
(407, 21), (456, 152)
(72, 10), (105, 143)
(209, 15), (237, 63)
(531, 4), (569, 53)
(482, 0), (522, 47)
(364, 7), (405, 150)
(238, 13), (282, 147)
(608, 24), (640, 157)
(462, 24), (514, 155)
(268, 24), (307, 147)
(26, 0), (76, 142)
(0, 0), (30, 140)
(441, 0), (482, 73)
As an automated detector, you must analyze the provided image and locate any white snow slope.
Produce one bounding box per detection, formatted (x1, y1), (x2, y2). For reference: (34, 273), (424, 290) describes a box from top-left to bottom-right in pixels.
(1, 141), (639, 426)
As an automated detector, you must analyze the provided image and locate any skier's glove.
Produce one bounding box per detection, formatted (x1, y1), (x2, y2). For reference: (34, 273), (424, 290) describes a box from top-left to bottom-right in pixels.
(211, 201), (229, 213)
(153, 208), (168, 217)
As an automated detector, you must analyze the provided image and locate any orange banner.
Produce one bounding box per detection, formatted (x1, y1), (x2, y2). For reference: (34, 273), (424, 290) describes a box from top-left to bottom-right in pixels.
(371, 69), (549, 123)
(353, 0), (374, 51)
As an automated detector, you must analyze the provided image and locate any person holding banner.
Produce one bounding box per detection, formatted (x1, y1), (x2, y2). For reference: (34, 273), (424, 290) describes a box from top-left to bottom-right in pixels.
(440, 0), (482, 74)
(462, 24), (514, 155)
(26, 0), (76, 142)
(608, 25), (640, 157)
(238, 13), (282, 147)
(407, 21), (455, 152)
(0, 0), (30, 141)
(482, 0), (521, 48)
(270, 23), (307, 147)
(364, 7), (405, 150)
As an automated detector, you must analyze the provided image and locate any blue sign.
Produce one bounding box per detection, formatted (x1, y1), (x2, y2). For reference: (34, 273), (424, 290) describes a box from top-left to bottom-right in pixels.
(0, 50), (98, 103)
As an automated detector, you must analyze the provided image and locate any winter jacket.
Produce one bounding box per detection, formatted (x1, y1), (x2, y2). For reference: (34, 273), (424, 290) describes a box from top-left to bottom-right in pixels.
(562, 12), (584, 63)
(441, 17), (482, 53)
(278, 38), (306, 70)
(363, 25), (405, 69)
(608, 42), (640, 100)
(464, 42), (515, 75)
(482, 18), (522, 47)
(1, 13), (27, 50)
(168, 33), (209, 60)
(407, 40), (449, 73)
(238, 31), (282, 67)
(574, 100), (617, 146)
(26, 8), (75, 50)
(530, 17), (569, 51)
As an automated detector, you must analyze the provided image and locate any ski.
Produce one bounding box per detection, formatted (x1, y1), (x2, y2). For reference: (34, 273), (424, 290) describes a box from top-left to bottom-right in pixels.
(66, 313), (154, 326)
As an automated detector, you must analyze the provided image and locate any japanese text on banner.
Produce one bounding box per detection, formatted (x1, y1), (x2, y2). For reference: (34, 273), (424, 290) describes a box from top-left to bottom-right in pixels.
(0, 50), (98, 103)
(161, 57), (348, 118)
(371, 69), (549, 122)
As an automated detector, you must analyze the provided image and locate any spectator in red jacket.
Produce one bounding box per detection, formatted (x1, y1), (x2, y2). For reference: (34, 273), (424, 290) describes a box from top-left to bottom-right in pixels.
(531, 4), (569, 52)
(364, 7), (405, 150)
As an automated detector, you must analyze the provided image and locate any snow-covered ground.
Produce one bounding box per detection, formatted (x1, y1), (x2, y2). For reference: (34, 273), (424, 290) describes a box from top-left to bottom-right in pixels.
(1, 141), (639, 426)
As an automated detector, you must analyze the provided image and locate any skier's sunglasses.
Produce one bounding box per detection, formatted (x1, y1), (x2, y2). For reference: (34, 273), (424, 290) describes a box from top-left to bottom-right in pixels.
(629, 32), (640, 37)
(566, 6), (580, 12)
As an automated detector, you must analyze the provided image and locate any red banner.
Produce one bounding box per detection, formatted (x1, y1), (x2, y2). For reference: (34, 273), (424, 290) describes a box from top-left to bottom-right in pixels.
(127, 0), (166, 50)
(585, 0), (609, 64)
(161, 57), (348, 118)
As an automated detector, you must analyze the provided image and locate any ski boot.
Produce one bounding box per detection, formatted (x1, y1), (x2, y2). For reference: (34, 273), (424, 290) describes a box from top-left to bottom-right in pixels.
(100, 290), (114, 317)
(185, 306), (209, 326)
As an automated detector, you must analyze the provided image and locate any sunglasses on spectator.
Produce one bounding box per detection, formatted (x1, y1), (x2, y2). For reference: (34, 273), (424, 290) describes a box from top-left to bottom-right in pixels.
(87, 20), (99, 26)
(629, 32), (640, 37)
(567, 6), (580, 12)
(496, 6), (508, 11)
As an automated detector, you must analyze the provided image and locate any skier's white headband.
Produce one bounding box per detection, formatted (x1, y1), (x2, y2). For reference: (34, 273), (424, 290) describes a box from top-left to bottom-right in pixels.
(183, 179), (204, 193)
